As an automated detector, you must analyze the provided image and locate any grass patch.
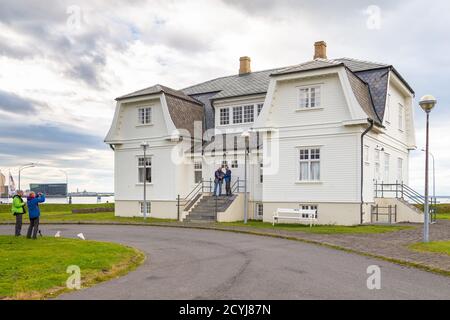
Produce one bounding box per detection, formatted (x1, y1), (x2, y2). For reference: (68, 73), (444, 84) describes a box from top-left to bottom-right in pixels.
(409, 241), (450, 256)
(0, 203), (174, 224)
(0, 235), (144, 300)
(218, 221), (412, 234)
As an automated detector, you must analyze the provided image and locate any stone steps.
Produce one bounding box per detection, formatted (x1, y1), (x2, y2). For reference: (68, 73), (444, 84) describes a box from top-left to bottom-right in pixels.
(185, 195), (237, 222)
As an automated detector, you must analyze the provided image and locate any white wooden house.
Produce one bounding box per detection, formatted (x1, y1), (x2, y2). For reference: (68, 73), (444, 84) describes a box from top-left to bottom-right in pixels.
(105, 41), (424, 225)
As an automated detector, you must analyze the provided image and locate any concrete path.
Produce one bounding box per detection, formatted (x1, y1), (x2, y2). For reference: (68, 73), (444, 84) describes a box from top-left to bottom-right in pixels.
(1, 225), (449, 300)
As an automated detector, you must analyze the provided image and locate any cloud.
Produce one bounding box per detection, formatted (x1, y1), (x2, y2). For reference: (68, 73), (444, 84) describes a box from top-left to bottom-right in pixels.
(0, 90), (39, 114)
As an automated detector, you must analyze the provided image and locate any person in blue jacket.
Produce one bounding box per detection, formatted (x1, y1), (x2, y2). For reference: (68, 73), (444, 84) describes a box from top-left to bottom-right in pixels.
(224, 166), (232, 196)
(26, 192), (45, 239)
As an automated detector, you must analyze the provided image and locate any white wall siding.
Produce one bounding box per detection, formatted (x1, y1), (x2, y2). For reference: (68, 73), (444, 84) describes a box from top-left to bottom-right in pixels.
(116, 98), (168, 141)
(262, 133), (360, 203)
(268, 74), (351, 128)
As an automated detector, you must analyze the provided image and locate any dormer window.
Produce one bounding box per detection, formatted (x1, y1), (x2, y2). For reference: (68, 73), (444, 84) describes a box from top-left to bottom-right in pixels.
(233, 106), (243, 124)
(244, 105), (254, 123)
(138, 107), (152, 125)
(218, 103), (263, 126)
(298, 86), (321, 109)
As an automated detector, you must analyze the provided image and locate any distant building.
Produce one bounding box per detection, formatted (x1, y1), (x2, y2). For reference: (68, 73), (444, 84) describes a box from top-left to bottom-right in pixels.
(0, 171), (6, 197)
(30, 183), (68, 197)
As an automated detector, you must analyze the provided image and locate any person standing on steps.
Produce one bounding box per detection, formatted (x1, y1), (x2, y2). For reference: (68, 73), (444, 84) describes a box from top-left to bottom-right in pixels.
(214, 166), (224, 197)
(11, 190), (26, 236)
(26, 192), (45, 239)
(224, 165), (232, 196)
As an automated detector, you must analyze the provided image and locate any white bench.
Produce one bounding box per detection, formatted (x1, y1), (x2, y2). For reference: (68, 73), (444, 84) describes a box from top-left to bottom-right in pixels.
(273, 208), (318, 227)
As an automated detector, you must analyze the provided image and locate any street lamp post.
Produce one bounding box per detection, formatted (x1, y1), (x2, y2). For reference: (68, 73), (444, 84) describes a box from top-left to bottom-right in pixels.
(18, 163), (37, 190)
(421, 149), (436, 206)
(419, 95), (437, 243)
(140, 142), (149, 220)
(241, 131), (250, 224)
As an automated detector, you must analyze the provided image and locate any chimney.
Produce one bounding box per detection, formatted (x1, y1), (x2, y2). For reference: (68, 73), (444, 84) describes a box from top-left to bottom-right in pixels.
(239, 56), (251, 75)
(314, 41), (327, 60)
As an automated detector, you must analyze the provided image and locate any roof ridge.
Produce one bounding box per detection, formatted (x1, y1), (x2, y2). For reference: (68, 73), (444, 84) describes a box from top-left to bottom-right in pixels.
(337, 57), (390, 67)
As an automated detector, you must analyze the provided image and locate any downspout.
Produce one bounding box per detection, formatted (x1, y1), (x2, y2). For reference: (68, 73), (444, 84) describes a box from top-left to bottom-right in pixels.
(360, 119), (374, 224)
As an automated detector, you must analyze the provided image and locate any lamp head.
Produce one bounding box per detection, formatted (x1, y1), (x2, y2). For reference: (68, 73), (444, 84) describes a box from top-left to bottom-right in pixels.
(241, 131), (250, 138)
(140, 141), (149, 149)
(419, 95), (437, 113)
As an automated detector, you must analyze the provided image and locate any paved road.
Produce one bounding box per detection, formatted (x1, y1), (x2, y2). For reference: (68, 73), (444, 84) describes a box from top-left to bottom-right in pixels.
(1, 225), (449, 300)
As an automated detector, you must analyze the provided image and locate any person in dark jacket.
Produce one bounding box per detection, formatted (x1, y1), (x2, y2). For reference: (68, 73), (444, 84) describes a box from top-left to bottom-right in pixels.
(11, 190), (26, 236)
(214, 167), (224, 197)
(224, 166), (232, 196)
(26, 192), (45, 239)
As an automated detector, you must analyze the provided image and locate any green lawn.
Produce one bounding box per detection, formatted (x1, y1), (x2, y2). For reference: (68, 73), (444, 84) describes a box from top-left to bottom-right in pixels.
(218, 221), (413, 234)
(410, 241), (450, 256)
(0, 236), (144, 300)
(0, 203), (174, 224)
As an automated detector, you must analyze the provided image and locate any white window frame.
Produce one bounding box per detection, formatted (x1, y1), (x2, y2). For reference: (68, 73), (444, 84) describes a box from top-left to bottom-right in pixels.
(364, 145), (370, 164)
(138, 107), (152, 125)
(194, 161), (203, 184)
(398, 103), (404, 132)
(257, 103), (264, 116)
(300, 204), (318, 219)
(139, 201), (151, 215)
(297, 85), (322, 110)
(374, 149), (381, 181)
(219, 107), (230, 125)
(255, 203), (264, 219)
(232, 106), (243, 124)
(218, 103), (264, 126)
(243, 105), (255, 123)
(298, 147), (321, 182)
(138, 156), (152, 184)
(384, 153), (390, 182)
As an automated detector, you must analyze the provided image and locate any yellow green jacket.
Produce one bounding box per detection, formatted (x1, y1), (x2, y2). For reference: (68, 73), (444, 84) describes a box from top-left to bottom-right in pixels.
(11, 196), (26, 215)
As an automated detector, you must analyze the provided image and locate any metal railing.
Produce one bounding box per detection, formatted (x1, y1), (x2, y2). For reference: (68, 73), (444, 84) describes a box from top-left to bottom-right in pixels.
(176, 179), (213, 220)
(231, 178), (246, 194)
(374, 181), (437, 223)
(371, 204), (397, 224)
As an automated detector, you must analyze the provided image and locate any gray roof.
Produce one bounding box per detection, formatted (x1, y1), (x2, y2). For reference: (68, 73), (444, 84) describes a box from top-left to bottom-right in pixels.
(354, 68), (390, 121)
(346, 69), (382, 125)
(182, 68), (282, 100)
(271, 59), (344, 76)
(116, 84), (202, 105)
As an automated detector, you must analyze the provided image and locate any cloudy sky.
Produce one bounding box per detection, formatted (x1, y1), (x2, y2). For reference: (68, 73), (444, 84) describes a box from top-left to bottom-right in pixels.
(0, 0), (449, 194)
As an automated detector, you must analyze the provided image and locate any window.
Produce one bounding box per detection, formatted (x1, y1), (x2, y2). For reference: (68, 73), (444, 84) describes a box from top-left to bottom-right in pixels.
(256, 203), (263, 218)
(257, 103), (264, 116)
(233, 106), (243, 124)
(384, 153), (390, 182)
(139, 201), (151, 215)
(299, 86), (321, 109)
(221, 160), (228, 168)
(398, 104), (404, 131)
(220, 108), (229, 125)
(364, 145), (370, 163)
(231, 159), (239, 168)
(138, 107), (152, 125)
(138, 157), (152, 183)
(300, 205), (318, 219)
(194, 161), (203, 184)
(299, 148), (321, 181)
(385, 94), (391, 124)
(259, 162), (264, 183)
(244, 105), (254, 123)
(397, 158), (403, 182)
(374, 149), (381, 181)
